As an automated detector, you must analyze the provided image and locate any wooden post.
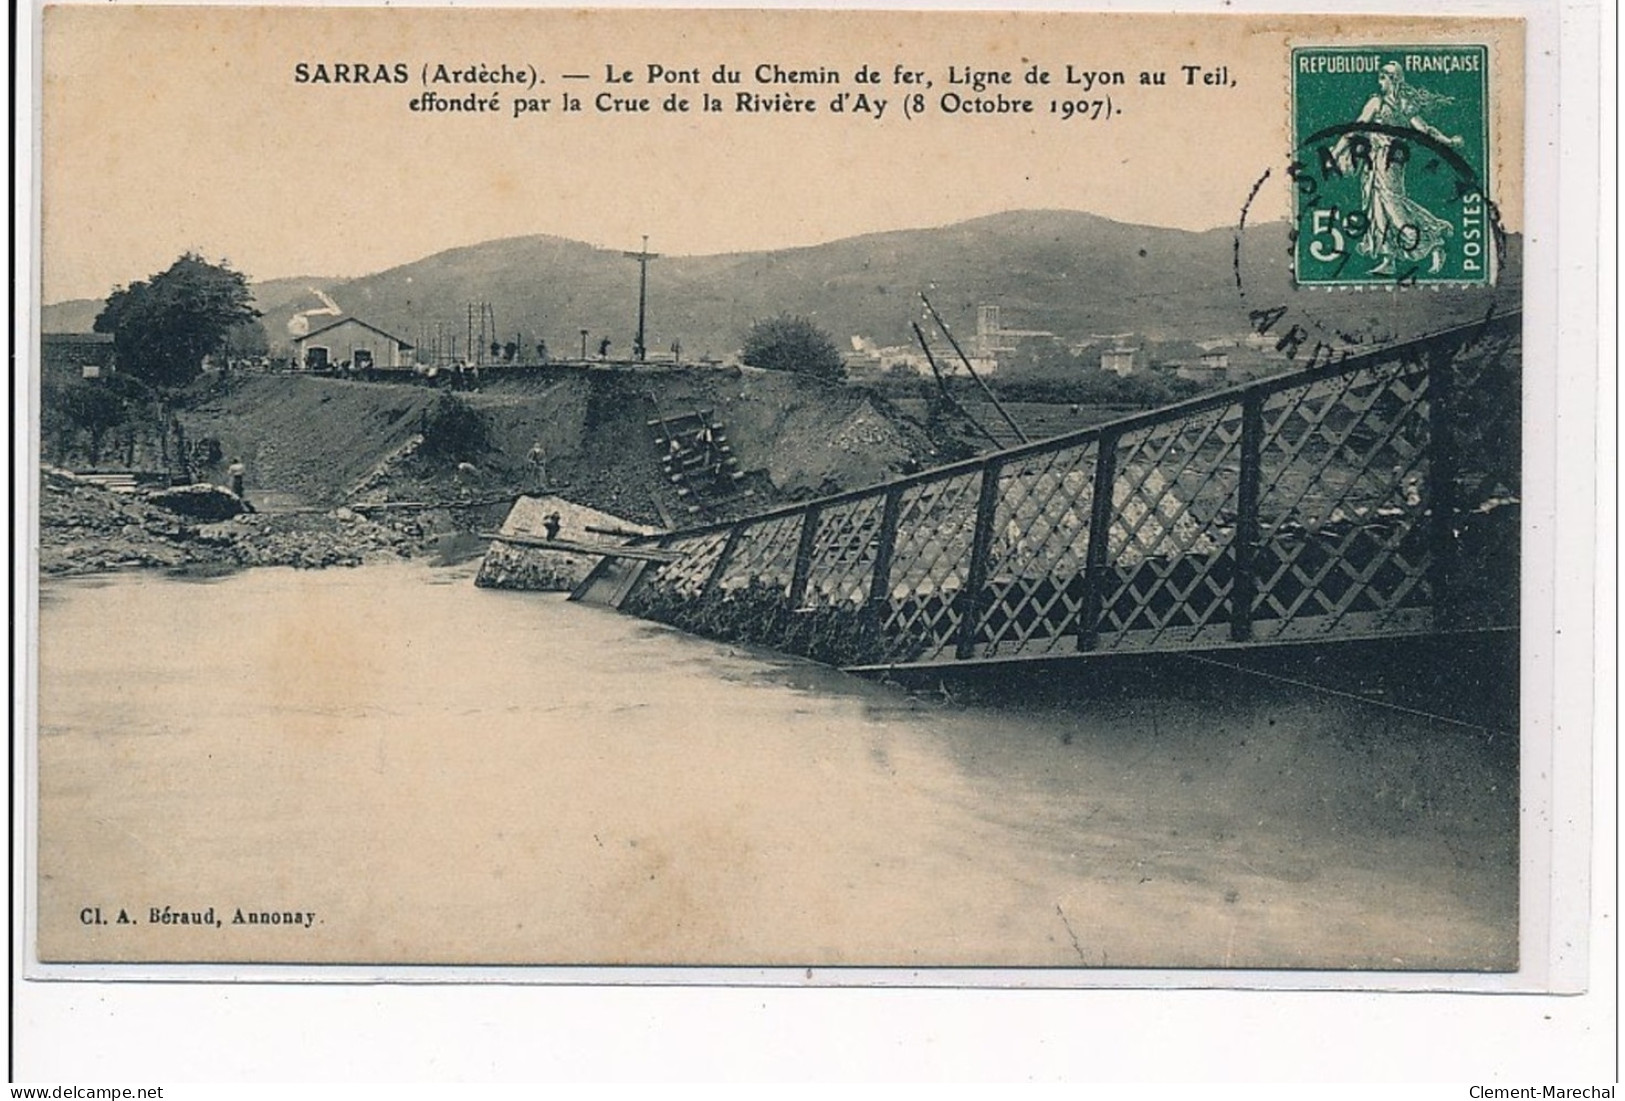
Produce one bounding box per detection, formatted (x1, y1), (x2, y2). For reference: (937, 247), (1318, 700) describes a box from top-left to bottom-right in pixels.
(1425, 343), (1458, 629)
(787, 507), (822, 608)
(1230, 395), (1264, 642)
(868, 488), (903, 607)
(701, 526), (744, 600)
(622, 235), (660, 362)
(955, 461), (1004, 660)
(1077, 434), (1118, 651)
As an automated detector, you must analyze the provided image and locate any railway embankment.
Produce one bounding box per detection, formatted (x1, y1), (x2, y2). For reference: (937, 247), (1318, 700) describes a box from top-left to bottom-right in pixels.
(39, 365), (949, 575)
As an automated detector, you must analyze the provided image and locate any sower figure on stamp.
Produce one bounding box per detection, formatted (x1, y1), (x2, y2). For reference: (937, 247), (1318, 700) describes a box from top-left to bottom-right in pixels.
(1335, 61), (1464, 276)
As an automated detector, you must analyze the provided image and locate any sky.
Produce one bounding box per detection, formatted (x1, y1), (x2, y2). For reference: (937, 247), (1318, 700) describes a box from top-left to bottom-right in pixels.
(39, 7), (1523, 303)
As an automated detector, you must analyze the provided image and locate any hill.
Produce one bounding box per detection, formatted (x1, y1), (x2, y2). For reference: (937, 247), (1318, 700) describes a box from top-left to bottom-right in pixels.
(46, 211), (1520, 358)
(259, 211), (1521, 362)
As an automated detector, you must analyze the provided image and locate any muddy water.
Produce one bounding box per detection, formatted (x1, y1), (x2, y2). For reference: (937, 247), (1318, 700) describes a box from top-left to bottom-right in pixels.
(35, 561), (1515, 969)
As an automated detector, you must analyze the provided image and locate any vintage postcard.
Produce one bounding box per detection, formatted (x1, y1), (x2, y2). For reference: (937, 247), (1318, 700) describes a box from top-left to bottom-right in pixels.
(23, 5), (1556, 987)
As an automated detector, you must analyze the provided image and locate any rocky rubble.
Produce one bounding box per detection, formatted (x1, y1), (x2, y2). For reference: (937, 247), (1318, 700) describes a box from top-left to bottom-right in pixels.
(145, 482), (252, 521)
(196, 508), (416, 570)
(38, 469), (421, 576)
(38, 471), (222, 574)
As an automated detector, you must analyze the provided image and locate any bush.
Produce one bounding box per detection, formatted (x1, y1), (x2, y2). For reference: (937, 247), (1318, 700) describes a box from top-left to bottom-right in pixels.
(43, 380), (131, 465)
(740, 315), (845, 381)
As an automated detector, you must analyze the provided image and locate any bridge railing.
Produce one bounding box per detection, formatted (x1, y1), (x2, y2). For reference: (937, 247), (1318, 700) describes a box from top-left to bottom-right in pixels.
(606, 312), (1521, 670)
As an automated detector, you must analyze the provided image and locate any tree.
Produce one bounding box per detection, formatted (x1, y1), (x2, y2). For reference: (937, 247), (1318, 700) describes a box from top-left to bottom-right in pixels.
(42, 380), (130, 465)
(223, 318), (271, 361)
(740, 315), (845, 381)
(94, 253), (260, 389)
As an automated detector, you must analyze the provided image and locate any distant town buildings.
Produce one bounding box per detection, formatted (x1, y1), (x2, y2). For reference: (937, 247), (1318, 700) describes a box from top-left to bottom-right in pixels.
(848, 303), (1067, 378)
(844, 308), (1276, 389)
(844, 337), (936, 377)
(972, 305), (1053, 365)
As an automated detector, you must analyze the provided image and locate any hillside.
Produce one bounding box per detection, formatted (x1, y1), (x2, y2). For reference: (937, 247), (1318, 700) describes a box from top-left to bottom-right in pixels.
(258, 211), (1519, 361)
(39, 298), (104, 335)
(45, 210), (1521, 359)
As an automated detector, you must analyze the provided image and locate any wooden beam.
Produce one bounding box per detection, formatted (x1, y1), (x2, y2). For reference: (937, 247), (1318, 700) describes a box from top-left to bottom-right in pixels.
(478, 532), (684, 562)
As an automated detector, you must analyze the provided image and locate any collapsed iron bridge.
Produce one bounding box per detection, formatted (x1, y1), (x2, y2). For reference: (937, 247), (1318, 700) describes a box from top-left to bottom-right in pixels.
(574, 312), (1521, 673)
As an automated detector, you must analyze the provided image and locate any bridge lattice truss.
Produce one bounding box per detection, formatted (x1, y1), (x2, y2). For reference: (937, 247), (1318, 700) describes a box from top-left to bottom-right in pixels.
(583, 312), (1521, 671)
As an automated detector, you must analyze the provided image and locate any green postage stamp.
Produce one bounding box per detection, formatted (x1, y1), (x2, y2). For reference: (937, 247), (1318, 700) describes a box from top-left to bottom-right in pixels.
(1291, 45), (1492, 287)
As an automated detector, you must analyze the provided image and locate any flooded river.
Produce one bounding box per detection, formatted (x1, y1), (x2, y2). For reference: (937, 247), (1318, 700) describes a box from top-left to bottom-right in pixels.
(35, 560), (1516, 970)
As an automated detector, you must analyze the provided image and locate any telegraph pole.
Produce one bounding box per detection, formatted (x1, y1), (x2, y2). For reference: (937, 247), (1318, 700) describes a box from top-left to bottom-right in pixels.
(622, 235), (660, 361)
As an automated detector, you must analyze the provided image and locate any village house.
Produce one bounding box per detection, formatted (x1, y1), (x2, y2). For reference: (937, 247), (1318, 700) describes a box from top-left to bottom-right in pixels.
(1100, 346), (1139, 377)
(1175, 351), (1231, 385)
(41, 332), (116, 385)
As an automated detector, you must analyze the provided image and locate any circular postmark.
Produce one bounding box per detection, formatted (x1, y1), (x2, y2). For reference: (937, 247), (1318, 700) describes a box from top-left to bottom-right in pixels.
(1234, 49), (1515, 368)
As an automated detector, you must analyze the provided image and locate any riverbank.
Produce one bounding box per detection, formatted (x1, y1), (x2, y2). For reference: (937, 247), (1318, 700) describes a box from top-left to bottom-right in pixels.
(37, 468), (428, 575)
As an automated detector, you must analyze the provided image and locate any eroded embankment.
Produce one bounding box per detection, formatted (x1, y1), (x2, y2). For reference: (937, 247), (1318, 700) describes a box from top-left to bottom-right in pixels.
(176, 367), (944, 524)
(176, 374), (446, 507)
(40, 366), (946, 575)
